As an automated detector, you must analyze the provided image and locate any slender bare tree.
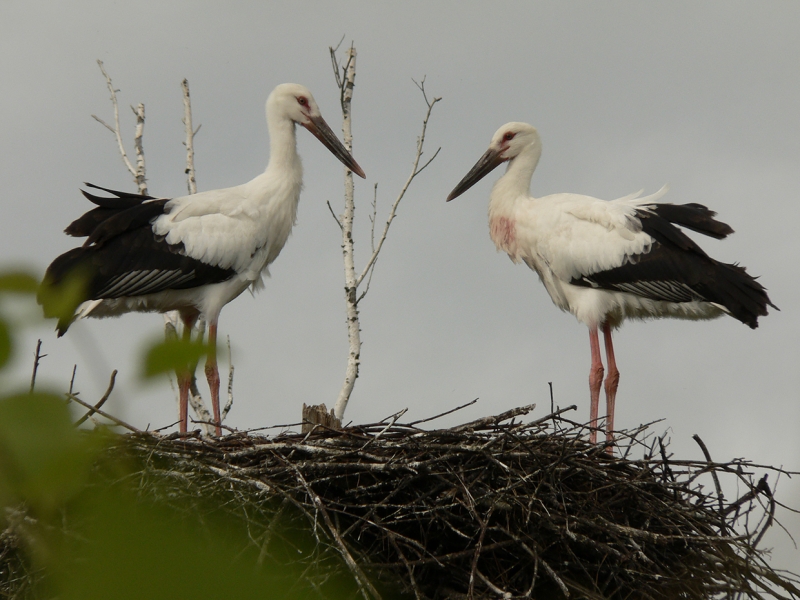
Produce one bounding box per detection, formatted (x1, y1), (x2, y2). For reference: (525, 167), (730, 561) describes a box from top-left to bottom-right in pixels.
(328, 43), (441, 422)
(92, 60), (147, 195)
(92, 64), (230, 436)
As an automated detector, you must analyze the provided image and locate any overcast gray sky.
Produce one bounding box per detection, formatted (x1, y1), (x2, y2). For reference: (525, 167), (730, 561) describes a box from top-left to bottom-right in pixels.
(1, 1), (798, 571)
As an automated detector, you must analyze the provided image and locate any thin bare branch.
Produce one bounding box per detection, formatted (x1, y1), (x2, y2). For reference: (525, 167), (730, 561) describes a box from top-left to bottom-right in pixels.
(451, 403), (537, 433)
(290, 463), (382, 600)
(29, 339), (44, 393)
(355, 184), (380, 303)
(408, 398), (479, 427)
(370, 183), (378, 254)
(65, 391), (140, 433)
(188, 378), (215, 435)
(694, 433), (727, 533)
(221, 335), (234, 422)
(355, 81), (441, 289)
(326, 200), (343, 230)
(93, 60), (147, 194)
(74, 370), (117, 426)
(68, 364), (77, 395)
(329, 41), (344, 90)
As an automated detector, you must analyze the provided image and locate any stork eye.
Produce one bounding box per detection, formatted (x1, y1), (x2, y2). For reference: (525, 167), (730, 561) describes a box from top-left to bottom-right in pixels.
(504, 132), (515, 141)
(297, 96), (308, 106)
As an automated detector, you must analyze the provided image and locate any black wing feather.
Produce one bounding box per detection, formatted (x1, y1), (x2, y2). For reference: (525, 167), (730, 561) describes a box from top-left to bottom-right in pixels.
(649, 203), (733, 240)
(83, 182), (157, 205)
(66, 184), (160, 238)
(41, 185), (237, 333)
(84, 199), (170, 247)
(571, 203), (776, 328)
(45, 228), (235, 300)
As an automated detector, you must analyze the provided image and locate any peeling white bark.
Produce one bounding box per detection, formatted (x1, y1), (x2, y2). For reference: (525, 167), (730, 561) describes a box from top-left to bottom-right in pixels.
(92, 60), (147, 195)
(91, 63), (223, 434)
(181, 79), (199, 195)
(329, 45), (441, 422)
(333, 45), (361, 421)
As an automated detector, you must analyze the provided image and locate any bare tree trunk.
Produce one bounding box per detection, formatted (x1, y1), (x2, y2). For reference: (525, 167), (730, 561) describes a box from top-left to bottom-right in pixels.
(327, 44), (441, 422)
(182, 78), (199, 196)
(92, 60), (148, 195)
(176, 79), (219, 436)
(93, 64), (228, 436)
(333, 46), (361, 421)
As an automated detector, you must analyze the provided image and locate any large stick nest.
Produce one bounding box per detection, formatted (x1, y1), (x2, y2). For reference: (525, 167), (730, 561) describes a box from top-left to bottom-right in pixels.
(3, 404), (798, 599)
(107, 404), (798, 599)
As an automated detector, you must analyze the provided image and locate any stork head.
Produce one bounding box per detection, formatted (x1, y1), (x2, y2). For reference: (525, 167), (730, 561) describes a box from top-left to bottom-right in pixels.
(267, 83), (366, 178)
(447, 122), (541, 201)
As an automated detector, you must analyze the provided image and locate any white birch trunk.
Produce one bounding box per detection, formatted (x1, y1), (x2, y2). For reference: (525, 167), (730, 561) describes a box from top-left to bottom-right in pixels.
(327, 47), (441, 423)
(333, 46), (361, 421)
(182, 79), (198, 195)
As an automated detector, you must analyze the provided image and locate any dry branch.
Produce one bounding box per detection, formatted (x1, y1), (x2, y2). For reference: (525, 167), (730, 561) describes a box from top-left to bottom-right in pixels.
(329, 44), (441, 422)
(92, 60), (147, 194)
(332, 43), (361, 421)
(73, 369), (117, 427)
(29, 339), (44, 393)
(65, 392), (140, 433)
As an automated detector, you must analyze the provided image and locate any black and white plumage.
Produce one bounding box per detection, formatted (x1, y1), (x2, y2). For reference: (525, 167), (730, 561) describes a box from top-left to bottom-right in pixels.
(447, 122), (775, 446)
(39, 83), (365, 436)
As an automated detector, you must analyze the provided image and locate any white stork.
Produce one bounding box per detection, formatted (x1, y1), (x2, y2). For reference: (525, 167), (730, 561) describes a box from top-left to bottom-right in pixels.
(447, 122), (775, 446)
(39, 83), (365, 436)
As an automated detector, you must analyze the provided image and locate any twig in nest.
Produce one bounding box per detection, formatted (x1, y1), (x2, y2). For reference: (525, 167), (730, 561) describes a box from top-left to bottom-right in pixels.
(65, 392), (139, 433)
(693, 433), (727, 534)
(74, 370), (118, 427)
(408, 399), (478, 427)
(285, 459), (382, 600)
(221, 334), (234, 422)
(68, 365), (77, 395)
(451, 403), (536, 432)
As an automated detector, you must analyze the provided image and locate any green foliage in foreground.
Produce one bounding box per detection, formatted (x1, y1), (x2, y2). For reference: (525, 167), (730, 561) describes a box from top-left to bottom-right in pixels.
(0, 271), (358, 599)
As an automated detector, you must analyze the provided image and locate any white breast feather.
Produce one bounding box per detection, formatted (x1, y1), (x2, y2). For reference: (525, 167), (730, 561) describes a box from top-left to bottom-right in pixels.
(513, 187), (669, 282)
(151, 174), (301, 279)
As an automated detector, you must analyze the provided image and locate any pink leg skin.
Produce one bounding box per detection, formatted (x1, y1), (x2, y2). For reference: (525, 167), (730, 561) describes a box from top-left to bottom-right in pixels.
(602, 322), (620, 451)
(204, 321), (222, 436)
(177, 311), (199, 434)
(588, 325), (604, 444)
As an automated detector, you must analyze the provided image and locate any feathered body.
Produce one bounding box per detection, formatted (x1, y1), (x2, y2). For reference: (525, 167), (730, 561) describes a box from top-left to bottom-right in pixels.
(40, 83), (365, 435)
(448, 122), (774, 446)
(59, 163), (302, 329)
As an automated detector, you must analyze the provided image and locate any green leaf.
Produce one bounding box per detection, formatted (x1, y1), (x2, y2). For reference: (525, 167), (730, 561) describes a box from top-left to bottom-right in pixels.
(56, 490), (351, 600)
(0, 271), (40, 294)
(37, 268), (91, 332)
(0, 392), (105, 515)
(143, 338), (209, 378)
(0, 317), (10, 369)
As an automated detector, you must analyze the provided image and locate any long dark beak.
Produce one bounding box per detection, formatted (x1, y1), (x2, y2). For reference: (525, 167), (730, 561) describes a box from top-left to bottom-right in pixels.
(304, 115), (366, 179)
(446, 147), (505, 201)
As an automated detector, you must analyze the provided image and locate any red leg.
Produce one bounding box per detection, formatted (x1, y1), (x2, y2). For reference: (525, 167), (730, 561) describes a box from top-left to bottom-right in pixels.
(177, 311), (199, 433)
(602, 322), (620, 449)
(588, 325), (604, 444)
(204, 320), (222, 436)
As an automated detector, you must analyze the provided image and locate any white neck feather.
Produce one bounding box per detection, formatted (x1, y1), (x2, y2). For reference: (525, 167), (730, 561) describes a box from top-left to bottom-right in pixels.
(491, 141), (542, 209)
